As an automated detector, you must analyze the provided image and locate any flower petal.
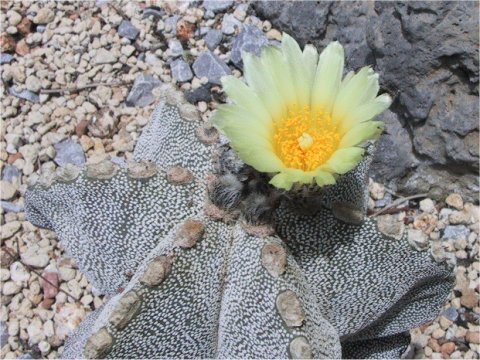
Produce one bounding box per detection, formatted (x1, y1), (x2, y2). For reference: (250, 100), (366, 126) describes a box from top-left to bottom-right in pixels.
(243, 52), (285, 120)
(311, 41), (345, 115)
(281, 33), (310, 107)
(221, 76), (271, 125)
(314, 170), (336, 187)
(302, 44), (319, 101)
(338, 121), (384, 148)
(269, 173), (294, 190)
(340, 94), (392, 134)
(332, 67), (374, 122)
(322, 147), (365, 174)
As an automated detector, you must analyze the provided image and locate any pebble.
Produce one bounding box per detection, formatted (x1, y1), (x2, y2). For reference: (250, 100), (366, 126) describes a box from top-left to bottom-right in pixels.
(460, 289), (478, 309)
(377, 214), (405, 240)
(203, 0), (233, 13)
(3, 281), (21, 296)
(25, 75), (41, 92)
(1, 221), (21, 239)
(0, 53), (14, 64)
(185, 84), (212, 104)
(0, 181), (18, 200)
(7, 87), (39, 103)
(408, 229), (429, 251)
(221, 14), (243, 35)
(94, 48), (117, 65)
(446, 193), (464, 210)
(21, 246), (50, 268)
(10, 262), (29, 283)
(118, 20), (140, 40)
(192, 51), (231, 85)
(33, 8), (55, 24)
(126, 73), (162, 107)
(442, 225), (470, 240)
(170, 59), (193, 82)
(420, 198), (436, 214)
(168, 39), (183, 57)
(54, 140), (86, 167)
(204, 29), (223, 51)
(231, 25), (268, 68)
(42, 272), (59, 299)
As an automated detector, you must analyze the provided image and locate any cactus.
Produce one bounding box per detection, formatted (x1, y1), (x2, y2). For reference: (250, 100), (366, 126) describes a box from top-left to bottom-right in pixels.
(25, 88), (453, 359)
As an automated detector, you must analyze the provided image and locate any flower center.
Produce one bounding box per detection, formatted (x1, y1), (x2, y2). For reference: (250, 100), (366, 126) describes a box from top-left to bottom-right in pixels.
(273, 106), (341, 171)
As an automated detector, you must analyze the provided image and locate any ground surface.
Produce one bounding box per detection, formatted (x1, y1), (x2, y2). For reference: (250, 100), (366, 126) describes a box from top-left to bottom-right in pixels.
(0, 1), (478, 359)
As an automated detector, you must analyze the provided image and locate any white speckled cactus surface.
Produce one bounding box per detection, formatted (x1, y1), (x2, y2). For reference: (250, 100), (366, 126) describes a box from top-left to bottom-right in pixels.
(24, 89), (453, 359)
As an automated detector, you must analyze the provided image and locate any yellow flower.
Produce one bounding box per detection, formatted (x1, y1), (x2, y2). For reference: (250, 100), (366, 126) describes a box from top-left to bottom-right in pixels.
(212, 33), (392, 190)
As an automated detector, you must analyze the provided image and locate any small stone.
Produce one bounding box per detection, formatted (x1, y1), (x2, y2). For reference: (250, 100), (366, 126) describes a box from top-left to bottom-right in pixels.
(168, 39), (183, 57)
(231, 25), (268, 68)
(174, 219), (205, 248)
(419, 198), (436, 214)
(276, 290), (305, 327)
(164, 15), (180, 34)
(117, 20), (139, 40)
(449, 210), (472, 225)
(25, 75), (41, 92)
(289, 336), (312, 359)
(109, 291), (141, 330)
(221, 14), (243, 35)
(38, 340), (51, 354)
(54, 139), (86, 167)
(408, 229), (429, 251)
(460, 289), (478, 309)
(17, 18), (32, 36)
(1, 221), (21, 239)
(261, 243), (287, 277)
(33, 8), (55, 24)
(377, 214), (405, 240)
(466, 331), (480, 344)
(2, 165), (20, 182)
(2, 281), (21, 295)
(204, 29), (223, 51)
(121, 45), (136, 57)
(94, 48), (117, 65)
(42, 272), (59, 299)
(89, 108), (118, 138)
(185, 84), (212, 104)
(21, 247), (49, 268)
(10, 262), (29, 283)
(84, 327), (113, 359)
(0, 33), (16, 52)
(0, 181), (18, 200)
(266, 28), (282, 41)
(441, 307), (458, 322)
(0, 53), (13, 64)
(369, 182), (385, 200)
(432, 328), (445, 339)
(86, 160), (118, 179)
(445, 193), (463, 210)
(442, 225), (470, 240)
(192, 51), (231, 85)
(8, 11), (22, 26)
(126, 74), (162, 107)
(166, 166), (194, 185)
(1, 201), (23, 213)
(8, 87), (39, 103)
(140, 256), (172, 287)
(176, 19), (195, 42)
(170, 59), (193, 82)
(203, 0), (233, 13)
(440, 342), (456, 355)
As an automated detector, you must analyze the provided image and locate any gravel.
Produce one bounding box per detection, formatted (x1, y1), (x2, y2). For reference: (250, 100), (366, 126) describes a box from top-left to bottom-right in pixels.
(0, 1), (477, 359)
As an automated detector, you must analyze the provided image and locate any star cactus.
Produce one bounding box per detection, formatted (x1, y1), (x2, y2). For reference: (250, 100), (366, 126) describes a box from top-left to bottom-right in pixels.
(24, 40), (453, 359)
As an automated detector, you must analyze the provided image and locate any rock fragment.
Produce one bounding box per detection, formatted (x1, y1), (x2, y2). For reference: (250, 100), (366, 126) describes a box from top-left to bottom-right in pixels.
(170, 59), (193, 82)
(118, 20), (139, 40)
(126, 74), (162, 107)
(231, 25), (268, 68)
(192, 51), (231, 85)
(54, 140), (86, 167)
